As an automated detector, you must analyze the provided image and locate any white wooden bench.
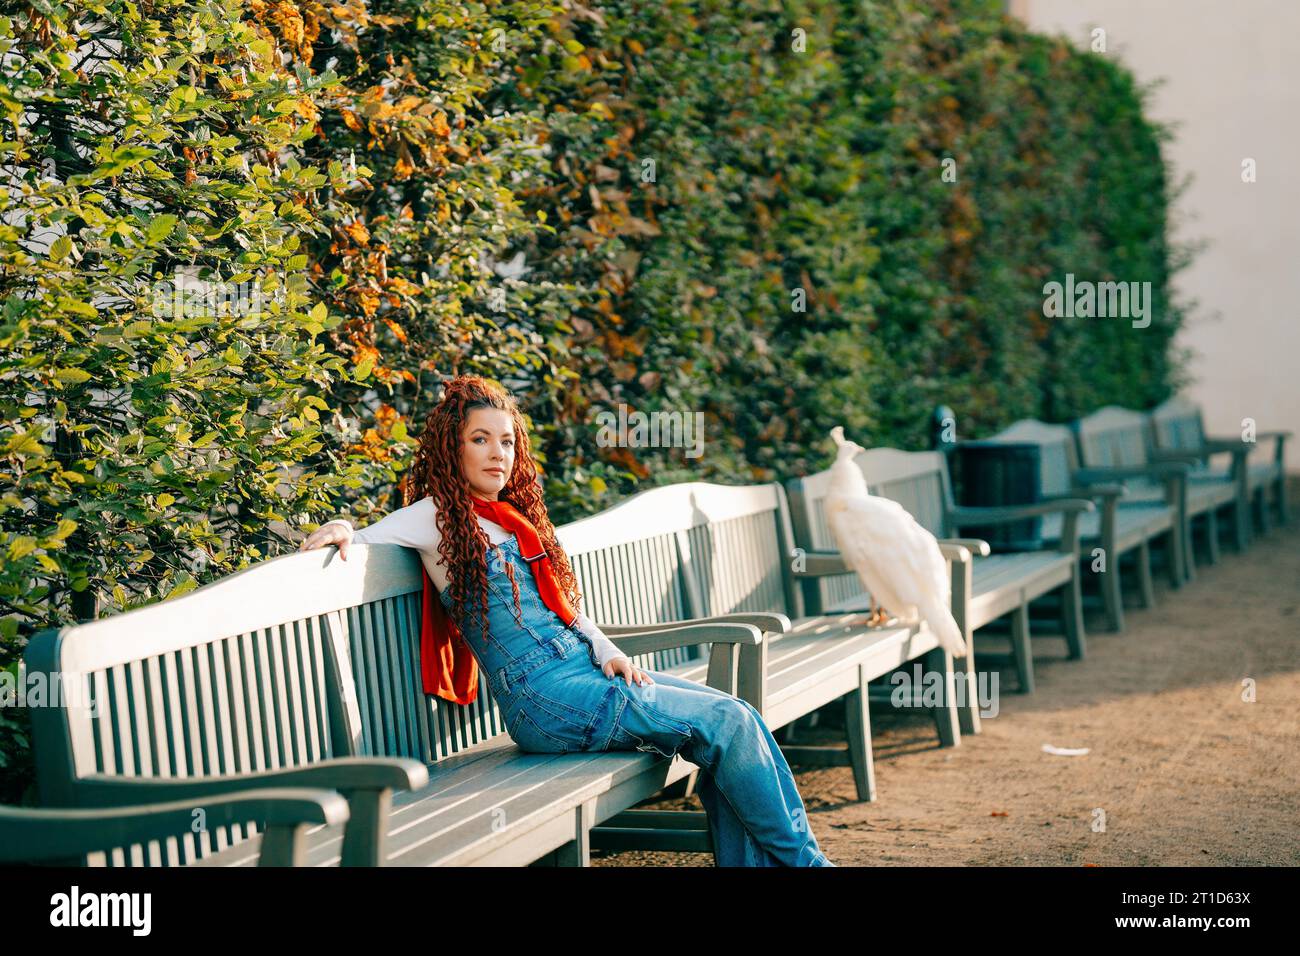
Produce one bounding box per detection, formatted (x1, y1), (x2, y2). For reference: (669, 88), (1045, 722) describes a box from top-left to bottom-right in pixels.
(787, 447), (1093, 704)
(1074, 406), (1233, 583)
(558, 480), (962, 805)
(986, 419), (1177, 633)
(1150, 396), (1290, 543)
(25, 543), (761, 866)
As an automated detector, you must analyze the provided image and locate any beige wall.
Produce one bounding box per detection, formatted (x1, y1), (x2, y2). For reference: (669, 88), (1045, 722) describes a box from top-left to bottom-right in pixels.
(1014, 0), (1299, 471)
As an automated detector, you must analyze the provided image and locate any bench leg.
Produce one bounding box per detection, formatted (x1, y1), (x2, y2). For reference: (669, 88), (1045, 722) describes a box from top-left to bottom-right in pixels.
(339, 788), (391, 867)
(1232, 492), (1251, 550)
(1277, 475), (1290, 525)
(1203, 508), (1220, 564)
(844, 665), (878, 802)
(1060, 570), (1087, 659)
(1009, 603), (1034, 693)
(551, 802), (593, 866)
(1181, 514), (1196, 584)
(927, 647), (961, 749)
(954, 642), (981, 737)
(1136, 539), (1156, 608)
(257, 824), (308, 867)
(1165, 524), (1184, 588)
(1256, 486), (1272, 534)
(1099, 553), (1124, 632)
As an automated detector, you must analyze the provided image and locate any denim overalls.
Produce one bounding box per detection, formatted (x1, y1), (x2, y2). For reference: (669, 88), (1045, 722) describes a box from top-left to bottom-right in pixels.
(442, 534), (834, 867)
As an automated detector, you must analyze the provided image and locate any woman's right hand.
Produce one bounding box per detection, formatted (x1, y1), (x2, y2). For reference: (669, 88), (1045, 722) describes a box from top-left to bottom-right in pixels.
(299, 521), (354, 561)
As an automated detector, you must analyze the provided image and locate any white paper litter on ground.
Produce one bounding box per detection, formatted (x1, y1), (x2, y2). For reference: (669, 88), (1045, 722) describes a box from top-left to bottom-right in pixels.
(1041, 744), (1090, 756)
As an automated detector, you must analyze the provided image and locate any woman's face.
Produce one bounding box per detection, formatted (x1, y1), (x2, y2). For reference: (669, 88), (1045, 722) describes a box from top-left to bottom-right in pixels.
(460, 407), (515, 501)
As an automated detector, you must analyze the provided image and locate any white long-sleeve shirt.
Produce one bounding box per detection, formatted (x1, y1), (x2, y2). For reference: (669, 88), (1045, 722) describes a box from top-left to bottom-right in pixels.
(321, 498), (629, 669)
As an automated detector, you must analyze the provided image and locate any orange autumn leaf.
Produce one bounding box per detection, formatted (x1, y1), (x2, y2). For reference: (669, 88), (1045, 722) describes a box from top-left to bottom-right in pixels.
(393, 146), (415, 180)
(345, 220), (370, 245)
(356, 290), (380, 317)
(383, 318), (408, 343)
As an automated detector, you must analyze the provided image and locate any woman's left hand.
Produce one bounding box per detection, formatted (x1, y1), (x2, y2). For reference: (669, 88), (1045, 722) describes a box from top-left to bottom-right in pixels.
(605, 656), (654, 687)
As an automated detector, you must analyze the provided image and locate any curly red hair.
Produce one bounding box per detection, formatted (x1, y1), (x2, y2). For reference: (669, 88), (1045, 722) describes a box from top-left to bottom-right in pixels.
(401, 375), (583, 644)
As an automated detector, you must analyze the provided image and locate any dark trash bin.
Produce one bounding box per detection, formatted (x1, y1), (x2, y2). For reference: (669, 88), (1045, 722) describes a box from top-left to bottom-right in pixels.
(951, 441), (1043, 551)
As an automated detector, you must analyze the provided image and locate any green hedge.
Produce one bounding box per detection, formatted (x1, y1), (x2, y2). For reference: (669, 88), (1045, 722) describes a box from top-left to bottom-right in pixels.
(0, 0), (1186, 802)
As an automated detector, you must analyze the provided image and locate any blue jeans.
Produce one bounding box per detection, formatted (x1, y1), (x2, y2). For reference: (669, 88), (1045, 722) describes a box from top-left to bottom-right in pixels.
(446, 535), (834, 867)
(608, 667), (834, 867)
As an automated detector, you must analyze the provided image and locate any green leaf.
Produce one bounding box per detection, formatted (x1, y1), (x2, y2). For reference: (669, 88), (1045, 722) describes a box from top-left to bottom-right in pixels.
(147, 214), (179, 243)
(49, 235), (73, 261)
(163, 572), (198, 601)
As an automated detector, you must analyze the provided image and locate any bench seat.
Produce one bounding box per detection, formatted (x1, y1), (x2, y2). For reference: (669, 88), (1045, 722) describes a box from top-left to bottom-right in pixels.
(1039, 502), (1174, 551)
(193, 738), (697, 867)
(657, 619), (935, 731)
(827, 551), (1075, 632)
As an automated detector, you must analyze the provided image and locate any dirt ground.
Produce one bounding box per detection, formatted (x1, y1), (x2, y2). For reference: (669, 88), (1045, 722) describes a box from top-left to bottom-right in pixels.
(592, 492), (1300, 867)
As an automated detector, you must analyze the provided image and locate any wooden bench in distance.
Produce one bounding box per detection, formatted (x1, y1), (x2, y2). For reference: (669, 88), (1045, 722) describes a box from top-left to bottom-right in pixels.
(558, 480), (962, 805)
(1150, 396), (1290, 543)
(986, 419), (1176, 633)
(1074, 406), (1230, 582)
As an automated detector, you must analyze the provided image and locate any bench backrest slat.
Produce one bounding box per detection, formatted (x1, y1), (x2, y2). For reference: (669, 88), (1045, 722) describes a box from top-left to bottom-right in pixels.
(557, 482), (800, 647)
(25, 543), (512, 866)
(1073, 405), (1154, 468)
(1150, 396), (1206, 452)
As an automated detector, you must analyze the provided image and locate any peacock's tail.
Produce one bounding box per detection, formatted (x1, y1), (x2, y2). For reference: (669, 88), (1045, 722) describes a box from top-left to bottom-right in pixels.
(920, 598), (967, 659)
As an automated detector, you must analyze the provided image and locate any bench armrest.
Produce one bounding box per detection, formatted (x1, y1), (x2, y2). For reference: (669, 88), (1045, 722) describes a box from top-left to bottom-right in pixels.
(1160, 441), (1251, 479)
(1195, 439), (1251, 455)
(605, 622), (763, 698)
(1208, 430), (1291, 442)
(948, 498), (1094, 525)
(1148, 449), (1208, 466)
(792, 541), (988, 574)
(601, 613), (791, 636)
(0, 789), (350, 866)
(939, 537), (991, 559)
(1074, 462), (1190, 483)
(601, 622), (764, 656)
(1059, 483), (1126, 500)
(949, 499), (1093, 556)
(1208, 430), (1291, 464)
(78, 757), (427, 804)
(77, 756), (428, 867)
(790, 549), (851, 577)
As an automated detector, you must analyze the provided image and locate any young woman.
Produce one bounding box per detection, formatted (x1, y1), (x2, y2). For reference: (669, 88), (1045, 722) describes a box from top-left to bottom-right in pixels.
(300, 375), (834, 867)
